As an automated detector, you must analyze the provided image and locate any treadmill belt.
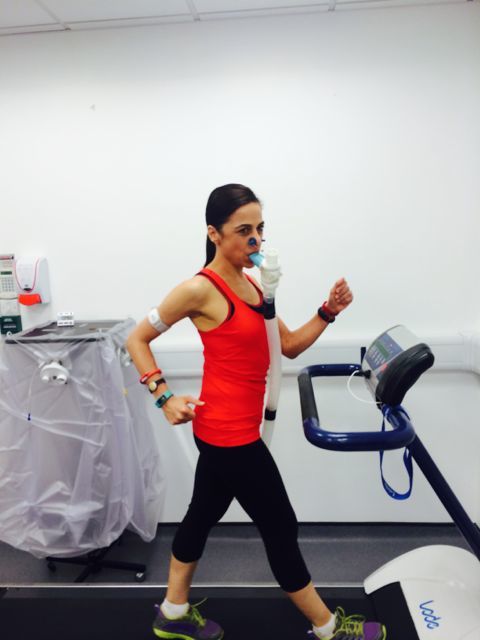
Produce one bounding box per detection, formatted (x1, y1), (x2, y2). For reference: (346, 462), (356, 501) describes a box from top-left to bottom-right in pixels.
(370, 582), (418, 640)
(0, 586), (414, 640)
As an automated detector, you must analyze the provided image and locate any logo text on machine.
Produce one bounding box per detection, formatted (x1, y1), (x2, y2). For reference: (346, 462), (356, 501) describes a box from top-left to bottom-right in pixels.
(419, 600), (441, 629)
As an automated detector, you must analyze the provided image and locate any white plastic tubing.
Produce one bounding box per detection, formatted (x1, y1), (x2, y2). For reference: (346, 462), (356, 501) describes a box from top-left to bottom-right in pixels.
(249, 249), (282, 447)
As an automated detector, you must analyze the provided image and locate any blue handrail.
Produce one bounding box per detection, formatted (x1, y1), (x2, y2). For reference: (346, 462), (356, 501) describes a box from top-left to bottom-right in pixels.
(298, 364), (416, 452)
(298, 362), (480, 560)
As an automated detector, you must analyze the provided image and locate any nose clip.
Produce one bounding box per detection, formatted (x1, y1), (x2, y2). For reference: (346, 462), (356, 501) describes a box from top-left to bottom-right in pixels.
(248, 237), (257, 247)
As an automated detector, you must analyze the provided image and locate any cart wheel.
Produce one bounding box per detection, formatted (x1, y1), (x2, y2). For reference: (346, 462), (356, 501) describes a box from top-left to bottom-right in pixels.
(135, 571), (146, 583)
(47, 562), (57, 572)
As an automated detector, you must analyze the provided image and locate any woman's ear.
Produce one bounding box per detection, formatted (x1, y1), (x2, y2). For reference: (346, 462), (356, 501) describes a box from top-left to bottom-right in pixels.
(207, 225), (219, 245)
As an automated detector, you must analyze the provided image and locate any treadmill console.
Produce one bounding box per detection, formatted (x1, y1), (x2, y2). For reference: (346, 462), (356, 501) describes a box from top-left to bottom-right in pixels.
(361, 325), (434, 405)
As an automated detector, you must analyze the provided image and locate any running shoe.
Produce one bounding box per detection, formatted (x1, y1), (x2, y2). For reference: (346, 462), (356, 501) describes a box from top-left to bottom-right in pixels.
(307, 606), (387, 640)
(152, 600), (224, 640)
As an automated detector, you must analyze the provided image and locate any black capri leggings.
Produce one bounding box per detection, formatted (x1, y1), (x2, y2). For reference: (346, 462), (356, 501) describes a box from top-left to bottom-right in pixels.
(172, 436), (311, 593)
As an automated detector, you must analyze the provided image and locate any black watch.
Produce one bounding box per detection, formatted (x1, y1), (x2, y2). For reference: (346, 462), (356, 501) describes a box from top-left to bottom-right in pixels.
(147, 377), (166, 393)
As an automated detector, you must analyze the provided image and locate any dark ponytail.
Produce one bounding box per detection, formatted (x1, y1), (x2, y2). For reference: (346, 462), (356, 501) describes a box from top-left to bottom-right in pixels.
(204, 183), (260, 267)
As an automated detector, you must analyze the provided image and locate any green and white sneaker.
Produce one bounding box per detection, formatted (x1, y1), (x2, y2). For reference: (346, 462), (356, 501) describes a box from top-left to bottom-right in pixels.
(307, 607), (387, 640)
(153, 600), (224, 640)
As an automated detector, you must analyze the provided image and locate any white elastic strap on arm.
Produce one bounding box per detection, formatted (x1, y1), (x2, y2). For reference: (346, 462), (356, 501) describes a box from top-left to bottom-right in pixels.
(147, 308), (171, 334)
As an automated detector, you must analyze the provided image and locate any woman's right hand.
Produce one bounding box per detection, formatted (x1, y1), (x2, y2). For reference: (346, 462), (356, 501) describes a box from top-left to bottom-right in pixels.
(162, 395), (205, 425)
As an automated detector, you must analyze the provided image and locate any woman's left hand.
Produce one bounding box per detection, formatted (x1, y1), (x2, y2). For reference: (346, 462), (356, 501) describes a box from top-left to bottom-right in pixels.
(327, 278), (354, 315)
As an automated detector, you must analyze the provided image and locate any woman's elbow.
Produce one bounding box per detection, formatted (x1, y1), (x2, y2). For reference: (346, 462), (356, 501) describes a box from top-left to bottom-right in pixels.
(125, 334), (135, 356)
(281, 344), (298, 360)
(126, 331), (143, 355)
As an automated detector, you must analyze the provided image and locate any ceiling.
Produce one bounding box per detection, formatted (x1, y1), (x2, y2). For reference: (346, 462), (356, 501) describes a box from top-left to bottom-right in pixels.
(0, 0), (472, 36)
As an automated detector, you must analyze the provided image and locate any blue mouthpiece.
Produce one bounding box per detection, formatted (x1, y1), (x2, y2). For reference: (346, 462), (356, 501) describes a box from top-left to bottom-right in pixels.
(249, 252), (264, 267)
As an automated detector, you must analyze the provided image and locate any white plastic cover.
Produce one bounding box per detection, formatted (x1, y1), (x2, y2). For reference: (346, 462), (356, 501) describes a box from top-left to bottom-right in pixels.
(364, 545), (480, 640)
(0, 319), (165, 558)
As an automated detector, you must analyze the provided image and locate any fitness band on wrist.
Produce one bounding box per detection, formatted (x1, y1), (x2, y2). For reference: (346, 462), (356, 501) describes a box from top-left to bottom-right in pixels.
(318, 302), (336, 323)
(323, 302), (337, 317)
(140, 368), (162, 384)
(155, 390), (174, 409)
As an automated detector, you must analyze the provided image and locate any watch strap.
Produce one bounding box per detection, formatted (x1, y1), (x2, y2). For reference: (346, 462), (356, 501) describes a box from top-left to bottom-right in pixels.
(318, 302), (336, 323)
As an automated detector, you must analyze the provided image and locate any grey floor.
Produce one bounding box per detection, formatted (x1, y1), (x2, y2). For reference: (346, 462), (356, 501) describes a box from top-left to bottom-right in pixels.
(0, 523), (469, 587)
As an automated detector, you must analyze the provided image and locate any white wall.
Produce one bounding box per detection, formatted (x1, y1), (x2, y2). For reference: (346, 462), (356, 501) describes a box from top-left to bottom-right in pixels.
(1, 3), (479, 523)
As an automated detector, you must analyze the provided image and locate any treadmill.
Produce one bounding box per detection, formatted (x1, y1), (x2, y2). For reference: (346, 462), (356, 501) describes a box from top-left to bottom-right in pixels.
(1, 326), (479, 640)
(298, 325), (480, 640)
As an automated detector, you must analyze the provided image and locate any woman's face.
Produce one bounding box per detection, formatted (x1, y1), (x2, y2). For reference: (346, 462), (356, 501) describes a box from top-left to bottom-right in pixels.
(209, 202), (264, 268)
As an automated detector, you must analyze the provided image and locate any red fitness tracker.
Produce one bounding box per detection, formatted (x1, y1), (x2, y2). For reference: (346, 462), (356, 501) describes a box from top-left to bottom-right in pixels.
(140, 368), (162, 384)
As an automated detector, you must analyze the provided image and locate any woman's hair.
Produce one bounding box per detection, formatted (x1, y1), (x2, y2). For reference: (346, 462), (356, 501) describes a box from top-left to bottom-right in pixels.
(204, 183), (260, 266)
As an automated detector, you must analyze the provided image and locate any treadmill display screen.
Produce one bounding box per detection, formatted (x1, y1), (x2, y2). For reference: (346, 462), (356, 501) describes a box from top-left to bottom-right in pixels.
(366, 334), (403, 372)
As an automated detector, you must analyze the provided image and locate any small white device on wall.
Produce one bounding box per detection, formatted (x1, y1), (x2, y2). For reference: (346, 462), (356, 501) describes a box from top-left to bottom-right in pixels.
(14, 257), (50, 306)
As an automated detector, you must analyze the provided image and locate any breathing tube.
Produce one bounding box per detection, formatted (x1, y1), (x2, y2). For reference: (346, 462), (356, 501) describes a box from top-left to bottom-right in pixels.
(249, 244), (282, 446)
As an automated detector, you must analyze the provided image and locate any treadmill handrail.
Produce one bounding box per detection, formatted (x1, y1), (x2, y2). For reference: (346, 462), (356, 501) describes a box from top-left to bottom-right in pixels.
(298, 364), (416, 452)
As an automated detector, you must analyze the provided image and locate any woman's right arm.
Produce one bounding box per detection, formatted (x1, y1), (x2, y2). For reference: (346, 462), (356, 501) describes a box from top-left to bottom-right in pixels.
(126, 278), (207, 425)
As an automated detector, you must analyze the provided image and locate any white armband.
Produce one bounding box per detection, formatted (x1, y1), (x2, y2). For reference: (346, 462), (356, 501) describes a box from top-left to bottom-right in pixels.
(147, 308), (171, 334)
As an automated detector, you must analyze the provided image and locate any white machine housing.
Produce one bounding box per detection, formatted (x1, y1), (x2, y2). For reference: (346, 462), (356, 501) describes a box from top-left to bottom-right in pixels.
(364, 545), (480, 640)
(361, 325), (434, 405)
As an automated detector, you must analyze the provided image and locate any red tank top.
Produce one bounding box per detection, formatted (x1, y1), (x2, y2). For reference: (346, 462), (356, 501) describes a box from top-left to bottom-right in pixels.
(192, 268), (270, 447)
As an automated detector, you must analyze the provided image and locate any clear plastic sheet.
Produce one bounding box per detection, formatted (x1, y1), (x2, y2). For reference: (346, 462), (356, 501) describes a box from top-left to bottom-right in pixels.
(0, 319), (165, 558)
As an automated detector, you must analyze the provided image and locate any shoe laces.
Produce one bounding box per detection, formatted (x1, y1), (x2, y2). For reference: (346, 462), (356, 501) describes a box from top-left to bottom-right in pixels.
(334, 607), (366, 638)
(188, 598), (208, 628)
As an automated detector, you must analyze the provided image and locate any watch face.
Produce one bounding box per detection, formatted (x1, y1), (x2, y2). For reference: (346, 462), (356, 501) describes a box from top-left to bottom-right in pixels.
(148, 380), (158, 392)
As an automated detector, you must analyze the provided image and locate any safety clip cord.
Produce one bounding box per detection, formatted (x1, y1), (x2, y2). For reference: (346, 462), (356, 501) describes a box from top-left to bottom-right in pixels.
(379, 405), (414, 500)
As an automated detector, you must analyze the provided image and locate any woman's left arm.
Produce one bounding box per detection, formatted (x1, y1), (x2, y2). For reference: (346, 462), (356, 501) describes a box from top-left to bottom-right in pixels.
(278, 278), (353, 359)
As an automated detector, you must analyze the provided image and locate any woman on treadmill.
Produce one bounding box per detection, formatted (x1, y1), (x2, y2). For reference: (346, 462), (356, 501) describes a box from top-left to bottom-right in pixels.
(126, 183), (386, 640)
